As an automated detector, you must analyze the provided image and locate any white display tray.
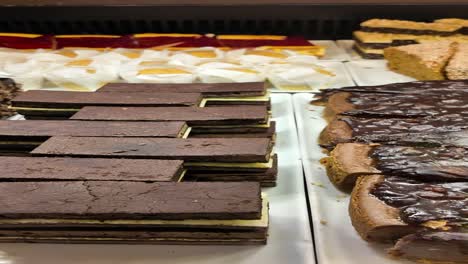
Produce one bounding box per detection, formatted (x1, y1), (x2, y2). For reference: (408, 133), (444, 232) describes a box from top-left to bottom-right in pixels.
(336, 39), (363, 60)
(270, 61), (355, 93)
(313, 40), (349, 61)
(293, 93), (413, 264)
(0, 94), (315, 264)
(345, 60), (416, 86)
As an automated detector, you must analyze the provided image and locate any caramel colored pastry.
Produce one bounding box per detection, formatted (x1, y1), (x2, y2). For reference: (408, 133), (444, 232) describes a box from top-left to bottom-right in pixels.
(435, 18), (468, 34)
(361, 19), (462, 36)
(352, 43), (384, 59)
(384, 41), (457, 80)
(320, 143), (378, 192)
(349, 175), (419, 242)
(446, 43), (468, 80)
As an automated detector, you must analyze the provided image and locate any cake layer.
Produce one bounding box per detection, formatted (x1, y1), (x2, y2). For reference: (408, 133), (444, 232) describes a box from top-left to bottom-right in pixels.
(322, 143), (468, 191)
(352, 44), (384, 59)
(349, 175), (419, 242)
(0, 181), (262, 220)
(11, 90), (202, 109)
(71, 106), (268, 126)
(360, 19), (462, 36)
(32, 137), (273, 163)
(98, 82), (266, 97)
(320, 117), (468, 148)
(320, 143), (378, 192)
(0, 156), (184, 182)
(384, 41), (457, 80)
(0, 120), (188, 139)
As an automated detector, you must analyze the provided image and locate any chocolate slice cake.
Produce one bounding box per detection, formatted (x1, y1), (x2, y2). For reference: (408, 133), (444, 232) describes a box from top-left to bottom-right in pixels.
(11, 90), (203, 119)
(98, 82), (266, 97)
(0, 181), (269, 244)
(98, 82), (270, 108)
(0, 156), (185, 182)
(0, 120), (189, 153)
(32, 137), (277, 186)
(71, 105), (272, 136)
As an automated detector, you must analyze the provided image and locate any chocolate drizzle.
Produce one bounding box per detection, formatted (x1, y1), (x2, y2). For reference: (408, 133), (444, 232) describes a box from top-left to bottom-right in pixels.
(371, 176), (468, 225)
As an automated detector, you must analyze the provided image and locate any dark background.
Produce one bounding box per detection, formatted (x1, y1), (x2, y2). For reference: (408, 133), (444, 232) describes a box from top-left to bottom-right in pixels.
(0, 0), (467, 39)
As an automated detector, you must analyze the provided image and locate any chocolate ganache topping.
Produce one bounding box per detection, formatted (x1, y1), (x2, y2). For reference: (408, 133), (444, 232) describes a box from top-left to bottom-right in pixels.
(341, 117), (468, 147)
(372, 146), (468, 182)
(371, 176), (468, 225)
(343, 91), (468, 118)
(312, 80), (468, 103)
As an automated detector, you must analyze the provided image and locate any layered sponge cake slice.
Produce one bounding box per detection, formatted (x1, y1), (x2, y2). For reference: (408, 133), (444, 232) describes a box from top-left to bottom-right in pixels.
(383, 41), (457, 80)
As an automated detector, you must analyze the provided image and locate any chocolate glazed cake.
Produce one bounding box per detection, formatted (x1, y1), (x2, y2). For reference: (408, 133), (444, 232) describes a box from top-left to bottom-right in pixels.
(315, 80), (468, 263)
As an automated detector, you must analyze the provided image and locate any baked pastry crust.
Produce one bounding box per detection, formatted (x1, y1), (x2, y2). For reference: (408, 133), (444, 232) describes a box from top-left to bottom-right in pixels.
(320, 143), (379, 192)
(349, 175), (420, 242)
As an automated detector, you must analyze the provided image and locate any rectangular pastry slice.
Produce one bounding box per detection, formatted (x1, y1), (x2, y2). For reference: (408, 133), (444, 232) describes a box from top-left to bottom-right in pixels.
(0, 120), (189, 152)
(0, 181), (269, 244)
(11, 90), (202, 119)
(360, 19), (462, 36)
(71, 105), (271, 135)
(0, 156), (184, 182)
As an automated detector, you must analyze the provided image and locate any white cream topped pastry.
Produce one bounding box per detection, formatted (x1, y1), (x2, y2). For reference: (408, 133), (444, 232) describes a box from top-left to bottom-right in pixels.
(44, 59), (120, 91)
(266, 62), (335, 91)
(120, 60), (195, 83)
(196, 62), (265, 83)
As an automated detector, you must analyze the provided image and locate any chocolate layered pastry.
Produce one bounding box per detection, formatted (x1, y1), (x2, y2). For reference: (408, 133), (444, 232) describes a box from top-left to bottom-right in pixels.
(98, 82), (270, 108)
(32, 137), (277, 186)
(0, 120), (189, 153)
(71, 105), (273, 136)
(384, 41), (457, 80)
(0, 156), (185, 182)
(352, 31), (468, 59)
(0, 78), (21, 119)
(435, 18), (468, 35)
(0, 181), (269, 244)
(321, 143), (468, 191)
(11, 90), (202, 119)
(360, 19), (463, 36)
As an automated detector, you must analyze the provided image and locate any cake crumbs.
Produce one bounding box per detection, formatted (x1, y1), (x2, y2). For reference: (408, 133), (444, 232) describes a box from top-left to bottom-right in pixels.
(311, 182), (326, 188)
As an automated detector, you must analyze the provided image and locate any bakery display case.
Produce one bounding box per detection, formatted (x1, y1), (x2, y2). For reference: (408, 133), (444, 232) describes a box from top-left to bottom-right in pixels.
(0, 1), (466, 264)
